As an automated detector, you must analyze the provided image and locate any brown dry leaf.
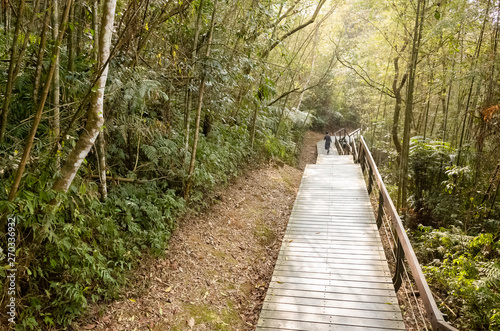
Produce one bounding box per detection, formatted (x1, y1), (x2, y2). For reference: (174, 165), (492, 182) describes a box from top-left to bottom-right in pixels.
(83, 324), (96, 330)
(165, 286), (172, 293)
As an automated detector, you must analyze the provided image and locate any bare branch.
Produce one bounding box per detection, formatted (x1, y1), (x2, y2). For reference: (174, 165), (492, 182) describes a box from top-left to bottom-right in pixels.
(262, 0), (327, 58)
(337, 56), (396, 98)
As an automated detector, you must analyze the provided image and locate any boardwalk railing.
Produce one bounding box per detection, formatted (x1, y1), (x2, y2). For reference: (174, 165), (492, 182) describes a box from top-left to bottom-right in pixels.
(333, 128), (361, 157)
(337, 129), (458, 331)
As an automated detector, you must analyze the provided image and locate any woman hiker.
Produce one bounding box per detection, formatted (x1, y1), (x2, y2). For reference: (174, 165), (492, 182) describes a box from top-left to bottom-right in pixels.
(324, 132), (332, 155)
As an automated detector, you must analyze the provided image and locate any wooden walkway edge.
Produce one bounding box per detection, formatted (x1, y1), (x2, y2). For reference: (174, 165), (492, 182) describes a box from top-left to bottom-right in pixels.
(255, 141), (405, 330)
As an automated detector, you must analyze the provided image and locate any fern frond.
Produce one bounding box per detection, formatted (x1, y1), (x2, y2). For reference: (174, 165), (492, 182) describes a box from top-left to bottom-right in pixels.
(481, 261), (500, 289)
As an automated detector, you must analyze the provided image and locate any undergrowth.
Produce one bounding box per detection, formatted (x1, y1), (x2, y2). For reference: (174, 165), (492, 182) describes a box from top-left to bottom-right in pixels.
(0, 122), (302, 330)
(371, 136), (500, 330)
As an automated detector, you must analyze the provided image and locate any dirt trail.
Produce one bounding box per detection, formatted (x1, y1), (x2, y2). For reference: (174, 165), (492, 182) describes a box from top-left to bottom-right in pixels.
(77, 132), (321, 331)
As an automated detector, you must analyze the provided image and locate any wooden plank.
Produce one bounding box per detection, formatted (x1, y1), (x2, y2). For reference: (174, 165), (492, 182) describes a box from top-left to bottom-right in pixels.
(271, 270), (393, 284)
(258, 310), (405, 329)
(273, 265), (392, 277)
(284, 231), (382, 238)
(263, 293), (401, 312)
(281, 236), (382, 244)
(278, 249), (386, 260)
(268, 281), (396, 297)
(286, 219), (378, 226)
(277, 253), (387, 263)
(262, 302), (402, 320)
(266, 288), (399, 305)
(278, 250), (386, 259)
(280, 241), (386, 250)
(274, 261), (390, 273)
(256, 321), (402, 331)
(285, 229), (381, 236)
(270, 276), (395, 290)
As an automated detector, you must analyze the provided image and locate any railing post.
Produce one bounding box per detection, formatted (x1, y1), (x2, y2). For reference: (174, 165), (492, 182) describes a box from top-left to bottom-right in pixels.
(392, 238), (405, 292)
(352, 137), (359, 162)
(359, 145), (365, 173)
(376, 191), (384, 229)
(367, 167), (373, 194)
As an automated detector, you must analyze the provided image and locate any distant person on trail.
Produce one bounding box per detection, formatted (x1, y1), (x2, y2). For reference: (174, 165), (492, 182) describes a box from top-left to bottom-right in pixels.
(324, 132), (332, 155)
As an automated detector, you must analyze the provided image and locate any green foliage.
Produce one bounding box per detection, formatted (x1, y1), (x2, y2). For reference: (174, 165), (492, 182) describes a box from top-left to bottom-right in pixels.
(414, 227), (500, 330)
(0, 60), (305, 328)
(0, 166), (184, 328)
(405, 137), (468, 227)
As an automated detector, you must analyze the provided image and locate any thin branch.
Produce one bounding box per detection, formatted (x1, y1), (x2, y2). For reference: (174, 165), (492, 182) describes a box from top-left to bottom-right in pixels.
(262, 0), (327, 58)
(337, 56), (396, 98)
(268, 88), (300, 106)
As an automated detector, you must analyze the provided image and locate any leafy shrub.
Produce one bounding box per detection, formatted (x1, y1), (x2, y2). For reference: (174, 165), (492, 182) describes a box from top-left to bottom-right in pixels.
(0, 166), (184, 328)
(414, 227), (500, 330)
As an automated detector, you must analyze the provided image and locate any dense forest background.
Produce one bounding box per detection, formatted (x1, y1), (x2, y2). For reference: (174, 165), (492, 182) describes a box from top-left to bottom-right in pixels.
(0, 0), (499, 329)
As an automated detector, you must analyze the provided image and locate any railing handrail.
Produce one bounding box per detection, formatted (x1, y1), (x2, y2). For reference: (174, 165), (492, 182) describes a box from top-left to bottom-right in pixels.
(333, 128), (350, 155)
(356, 135), (457, 331)
(333, 128), (347, 136)
(348, 128), (361, 137)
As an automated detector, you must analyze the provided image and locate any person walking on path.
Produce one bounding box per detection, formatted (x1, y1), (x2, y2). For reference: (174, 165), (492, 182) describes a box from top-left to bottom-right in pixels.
(324, 132), (332, 155)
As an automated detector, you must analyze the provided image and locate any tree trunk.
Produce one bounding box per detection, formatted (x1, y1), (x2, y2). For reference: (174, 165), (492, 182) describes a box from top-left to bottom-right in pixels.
(0, 0), (25, 142)
(456, 0), (490, 166)
(91, 0), (107, 200)
(183, 0), (204, 162)
(52, 0), (117, 193)
(51, 0), (60, 161)
(422, 88), (431, 139)
(8, 0), (73, 201)
(67, 0), (75, 72)
(76, 1), (83, 56)
(96, 132), (107, 201)
(391, 56), (407, 157)
(34, 5), (50, 104)
(399, 0), (424, 212)
(92, 0), (99, 59)
(184, 0), (217, 200)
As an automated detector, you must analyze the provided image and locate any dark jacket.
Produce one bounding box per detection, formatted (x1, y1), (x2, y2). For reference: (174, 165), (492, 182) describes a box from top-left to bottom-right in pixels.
(324, 134), (332, 149)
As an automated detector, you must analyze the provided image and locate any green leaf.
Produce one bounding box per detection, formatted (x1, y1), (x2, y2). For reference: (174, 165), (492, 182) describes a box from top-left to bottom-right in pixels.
(434, 11), (440, 20)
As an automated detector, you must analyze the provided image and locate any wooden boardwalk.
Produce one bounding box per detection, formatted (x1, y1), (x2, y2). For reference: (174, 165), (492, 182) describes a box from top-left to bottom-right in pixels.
(256, 141), (405, 330)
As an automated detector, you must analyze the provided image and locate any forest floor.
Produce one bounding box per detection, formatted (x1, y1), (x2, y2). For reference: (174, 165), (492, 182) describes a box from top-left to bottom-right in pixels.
(76, 131), (324, 331)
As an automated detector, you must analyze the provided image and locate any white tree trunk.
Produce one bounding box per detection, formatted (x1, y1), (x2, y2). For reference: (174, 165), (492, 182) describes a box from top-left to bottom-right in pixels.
(52, 0), (117, 192)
